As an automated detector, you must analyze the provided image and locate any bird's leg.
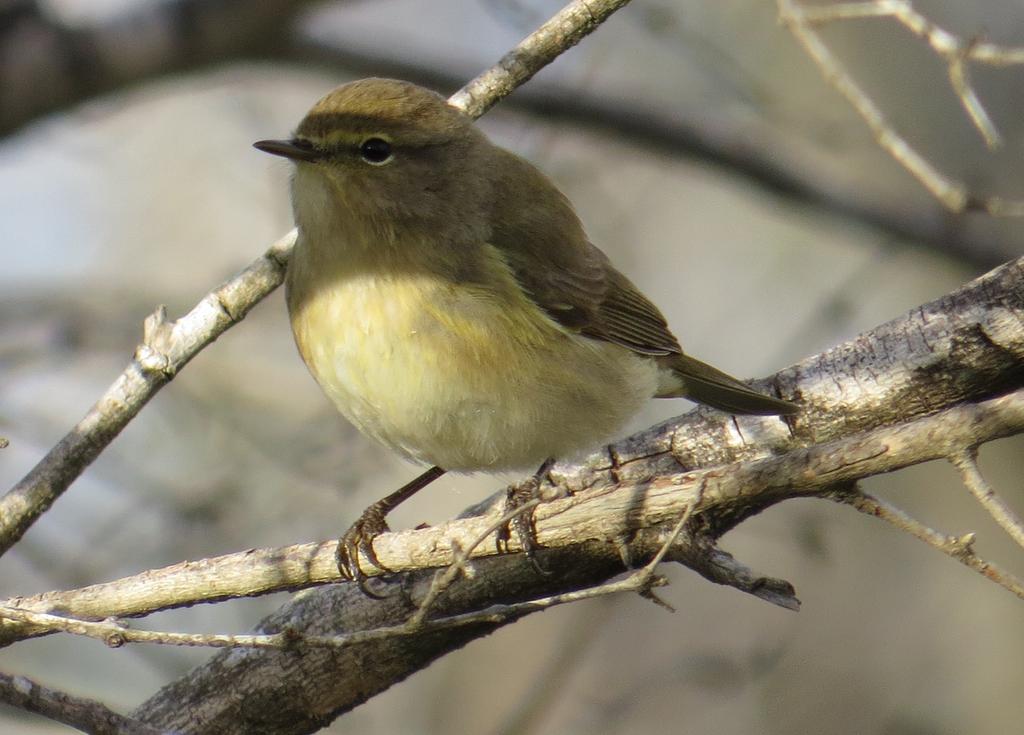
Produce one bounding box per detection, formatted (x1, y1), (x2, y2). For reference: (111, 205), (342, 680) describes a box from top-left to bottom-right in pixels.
(337, 465), (446, 587)
(497, 457), (556, 573)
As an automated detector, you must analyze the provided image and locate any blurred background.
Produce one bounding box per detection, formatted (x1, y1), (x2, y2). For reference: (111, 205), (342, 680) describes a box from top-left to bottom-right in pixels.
(1, 1), (1023, 733)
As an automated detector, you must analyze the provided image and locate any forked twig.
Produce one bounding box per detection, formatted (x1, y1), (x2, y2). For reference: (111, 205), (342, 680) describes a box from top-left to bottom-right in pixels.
(951, 448), (1024, 550)
(778, 0), (1024, 215)
(407, 497), (542, 628)
(837, 487), (1024, 600)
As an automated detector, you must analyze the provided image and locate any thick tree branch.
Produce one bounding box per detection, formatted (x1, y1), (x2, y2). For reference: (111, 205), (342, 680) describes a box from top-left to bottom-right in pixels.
(121, 254), (1024, 731)
(126, 393), (1024, 733)
(0, 671), (162, 735)
(3, 382), (1022, 647)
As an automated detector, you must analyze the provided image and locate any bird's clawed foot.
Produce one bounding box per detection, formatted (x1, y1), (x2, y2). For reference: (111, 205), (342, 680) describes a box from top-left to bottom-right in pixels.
(336, 500), (393, 598)
(336, 465), (447, 596)
(497, 458), (556, 574)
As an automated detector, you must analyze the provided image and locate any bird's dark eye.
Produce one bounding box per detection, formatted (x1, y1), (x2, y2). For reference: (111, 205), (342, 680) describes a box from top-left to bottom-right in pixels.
(359, 138), (393, 165)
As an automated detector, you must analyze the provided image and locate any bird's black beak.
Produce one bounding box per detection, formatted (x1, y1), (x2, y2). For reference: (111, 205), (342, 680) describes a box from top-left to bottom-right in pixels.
(253, 138), (322, 162)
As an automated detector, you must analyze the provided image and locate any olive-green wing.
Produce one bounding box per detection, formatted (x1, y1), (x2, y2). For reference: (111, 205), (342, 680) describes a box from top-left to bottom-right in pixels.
(486, 148), (798, 417)
(487, 149), (682, 356)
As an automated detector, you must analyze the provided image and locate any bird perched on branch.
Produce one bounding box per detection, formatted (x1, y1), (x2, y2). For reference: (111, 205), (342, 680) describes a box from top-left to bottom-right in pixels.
(255, 78), (797, 582)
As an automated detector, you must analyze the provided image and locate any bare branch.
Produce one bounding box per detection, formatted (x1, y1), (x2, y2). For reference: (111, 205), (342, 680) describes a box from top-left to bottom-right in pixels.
(0, 670), (162, 735)
(1, 250), (1021, 639)
(797, 0), (1024, 148)
(778, 0), (1024, 215)
(0, 248), (1020, 734)
(406, 497), (542, 629)
(0, 0), (318, 135)
(127, 526), (794, 733)
(0, 498), (755, 656)
(127, 362), (1024, 732)
(951, 448), (1024, 550)
(448, 0), (635, 118)
(0, 230), (294, 557)
(4, 385), (1022, 647)
(838, 489), (1024, 600)
(799, 2), (1024, 66)
(947, 54), (1001, 149)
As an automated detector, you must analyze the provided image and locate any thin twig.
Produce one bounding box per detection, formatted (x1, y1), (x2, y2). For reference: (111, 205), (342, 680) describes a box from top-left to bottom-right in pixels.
(777, 0), (1024, 215)
(947, 55), (1001, 150)
(621, 479), (705, 611)
(407, 497), (542, 629)
(798, 0), (1024, 148)
(800, 1), (1024, 65)
(449, 0), (635, 118)
(837, 488), (1024, 600)
(0, 562), (668, 652)
(950, 448), (1024, 550)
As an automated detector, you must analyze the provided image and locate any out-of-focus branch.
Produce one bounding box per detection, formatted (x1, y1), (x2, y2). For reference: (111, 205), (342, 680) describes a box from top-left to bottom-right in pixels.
(0, 0), (319, 135)
(0, 671), (163, 735)
(1, 0), (628, 135)
(778, 0), (1024, 216)
(798, 0), (1024, 148)
(7, 1), (1022, 268)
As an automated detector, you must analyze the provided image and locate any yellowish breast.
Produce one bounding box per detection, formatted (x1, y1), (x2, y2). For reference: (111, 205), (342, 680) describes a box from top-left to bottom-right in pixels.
(286, 240), (659, 471)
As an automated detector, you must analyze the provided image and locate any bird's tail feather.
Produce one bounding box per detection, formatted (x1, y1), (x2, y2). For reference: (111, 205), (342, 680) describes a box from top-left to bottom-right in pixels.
(661, 354), (798, 416)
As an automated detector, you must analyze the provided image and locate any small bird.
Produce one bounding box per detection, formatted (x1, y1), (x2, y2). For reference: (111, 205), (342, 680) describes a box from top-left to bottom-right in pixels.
(254, 78), (797, 580)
